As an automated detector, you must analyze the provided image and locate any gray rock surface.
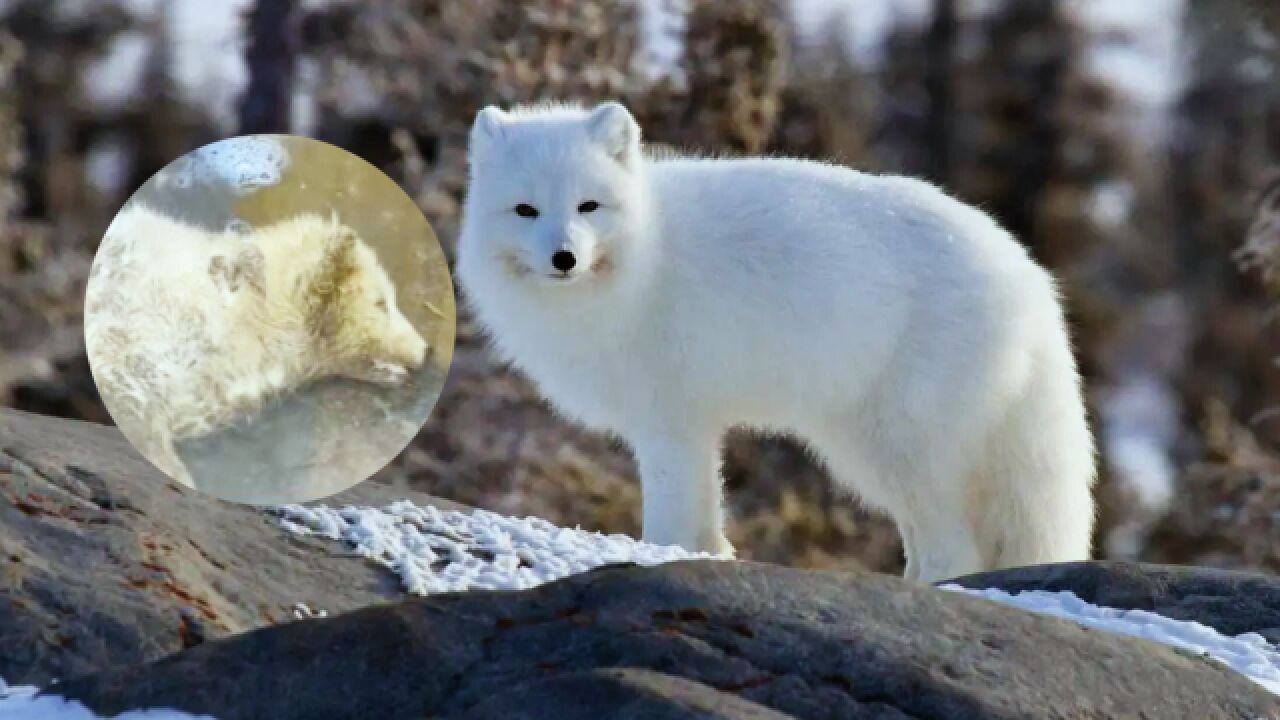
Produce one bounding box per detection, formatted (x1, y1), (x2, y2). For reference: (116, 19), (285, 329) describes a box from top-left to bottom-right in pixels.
(53, 559), (1280, 720)
(0, 407), (462, 687)
(947, 561), (1280, 642)
(6, 408), (1280, 719)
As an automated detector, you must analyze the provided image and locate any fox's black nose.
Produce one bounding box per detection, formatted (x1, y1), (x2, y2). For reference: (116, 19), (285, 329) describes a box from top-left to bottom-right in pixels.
(552, 250), (577, 273)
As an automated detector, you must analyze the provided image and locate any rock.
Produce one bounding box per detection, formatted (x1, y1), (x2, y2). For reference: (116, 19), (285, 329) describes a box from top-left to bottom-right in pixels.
(456, 668), (800, 720)
(52, 559), (1279, 720)
(6, 409), (1280, 718)
(946, 560), (1280, 643)
(0, 407), (465, 687)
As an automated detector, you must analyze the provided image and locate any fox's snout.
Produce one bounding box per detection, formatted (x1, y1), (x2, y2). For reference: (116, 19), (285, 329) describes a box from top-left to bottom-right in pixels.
(537, 232), (596, 279)
(551, 249), (577, 273)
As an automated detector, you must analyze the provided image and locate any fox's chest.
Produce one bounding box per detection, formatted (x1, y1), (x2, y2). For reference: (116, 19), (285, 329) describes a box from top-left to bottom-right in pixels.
(524, 339), (650, 429)
(484, 309), (657, 432)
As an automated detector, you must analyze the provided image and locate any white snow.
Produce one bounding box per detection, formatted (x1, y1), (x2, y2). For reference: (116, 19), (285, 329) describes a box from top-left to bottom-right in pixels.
(5, 499), (1280, 710)
(191, 135), (289, 193)
(1087, 179), (1136, 229)
(789, 0), (933, 66)
(273, 500), (1280, 697)
(71, 0), (250, 132)
(632, 0), (689, 86)
(789, 0), (1008, 68)
(81, 30), (153, 112)
(1061, 0), (1187, 146)
(1100, 374), (1179, 511)
(84, 137), (133, 202)
(1099, 376), (1179, 559)
(942, 584), (1280, 695)
(152, 135), (289, 196)
(270, 500), (719, 596)
(159, 0), (252, 133)
(290, 602), (328, 620)
(1096, 293), (1190, 559)
(0, 678), (215, 720)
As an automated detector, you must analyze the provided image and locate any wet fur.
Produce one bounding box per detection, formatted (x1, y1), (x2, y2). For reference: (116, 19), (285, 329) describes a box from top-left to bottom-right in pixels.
(85, 205), (427, 486)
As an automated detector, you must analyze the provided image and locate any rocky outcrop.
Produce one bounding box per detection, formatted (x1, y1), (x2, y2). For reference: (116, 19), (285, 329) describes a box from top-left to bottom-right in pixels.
(0, 407), (465, 687)
(4, 408), (1280, 719)
(51, 559), (1280, 719)
(949, 560), (1280, 642)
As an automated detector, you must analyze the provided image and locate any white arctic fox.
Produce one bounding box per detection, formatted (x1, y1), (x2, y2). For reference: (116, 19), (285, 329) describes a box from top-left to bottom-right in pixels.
(457, 101), (1096, 583)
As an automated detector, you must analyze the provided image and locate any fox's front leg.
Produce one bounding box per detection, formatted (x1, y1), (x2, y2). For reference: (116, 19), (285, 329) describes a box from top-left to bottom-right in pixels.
(631, 430), (735, 556)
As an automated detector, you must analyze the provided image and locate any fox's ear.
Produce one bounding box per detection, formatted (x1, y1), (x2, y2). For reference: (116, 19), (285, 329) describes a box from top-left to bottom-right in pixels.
(470, 106), (508, 153)
(587, 102), (640, 167)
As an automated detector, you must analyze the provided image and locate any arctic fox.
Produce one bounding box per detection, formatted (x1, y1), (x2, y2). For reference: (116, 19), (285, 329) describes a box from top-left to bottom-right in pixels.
(457, 101), (1096, 583)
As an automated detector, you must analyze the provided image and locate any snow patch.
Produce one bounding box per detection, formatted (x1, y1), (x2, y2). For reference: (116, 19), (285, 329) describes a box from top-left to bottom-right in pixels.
(790, 0), (933, 66)
(291, 602), (328, 620)
(1087, 179), (1136, 229)
(789, 0), (1007, 68)
(270, 500), (720, 596)
(153, 135), (289, 196)
(1101, 375), (1179, 510)
(76, 0), (251, 132)
(1096, 293), (1189, 559)
(632, 0), (689, 86)
(81, 31), (153, 112)
(1062, 0), (1187, 145)
(0, 678), (215, 720)
(942, 585), (1280, 695)
(163, 0), (252, 133)
(84, 137), (133, 202)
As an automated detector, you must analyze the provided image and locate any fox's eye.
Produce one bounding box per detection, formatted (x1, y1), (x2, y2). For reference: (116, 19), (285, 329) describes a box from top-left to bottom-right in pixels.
(514, 203), (539, 218)
(376, 298), (388, 312)
(578, 200), (600, 213)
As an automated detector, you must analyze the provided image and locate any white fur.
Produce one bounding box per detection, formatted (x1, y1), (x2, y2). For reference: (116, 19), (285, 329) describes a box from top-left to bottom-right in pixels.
(457, 101), (1097, 583)
(85, 204), (427, 486)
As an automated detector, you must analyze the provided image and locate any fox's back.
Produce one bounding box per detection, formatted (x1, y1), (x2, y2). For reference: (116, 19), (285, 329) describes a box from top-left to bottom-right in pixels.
(648, 154), (1036, 282)
(645, 155), (1052, 341)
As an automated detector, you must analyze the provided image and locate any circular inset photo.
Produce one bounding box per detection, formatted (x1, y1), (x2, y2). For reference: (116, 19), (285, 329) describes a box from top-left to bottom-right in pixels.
(84, 135), (455, 505)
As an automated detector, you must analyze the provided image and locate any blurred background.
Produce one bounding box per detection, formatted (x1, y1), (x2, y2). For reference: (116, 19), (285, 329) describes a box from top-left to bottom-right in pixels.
(1, 0), (1279, 576)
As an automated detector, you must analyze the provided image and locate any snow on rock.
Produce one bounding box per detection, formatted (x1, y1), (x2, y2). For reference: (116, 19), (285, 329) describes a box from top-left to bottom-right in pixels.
(942, 585), (1280, 696)
(276, 499), (1280, 699)
(270, 500), (720, 596)
(290, 602), (328, 620)
(0, 677), (215, 720)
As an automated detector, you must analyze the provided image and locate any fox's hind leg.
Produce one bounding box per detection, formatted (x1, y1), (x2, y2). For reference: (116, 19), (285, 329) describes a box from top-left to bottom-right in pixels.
(815, 422), (985, 584)
(901, 494), (986, 582)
